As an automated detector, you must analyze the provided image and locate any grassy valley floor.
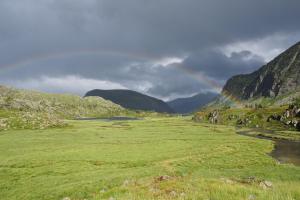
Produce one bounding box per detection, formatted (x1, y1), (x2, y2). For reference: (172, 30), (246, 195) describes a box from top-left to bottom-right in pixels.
(0, 117), (299, 200)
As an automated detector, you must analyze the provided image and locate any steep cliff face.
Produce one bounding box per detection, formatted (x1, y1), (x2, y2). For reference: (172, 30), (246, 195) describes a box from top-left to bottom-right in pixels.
(223, 42), (300, 100)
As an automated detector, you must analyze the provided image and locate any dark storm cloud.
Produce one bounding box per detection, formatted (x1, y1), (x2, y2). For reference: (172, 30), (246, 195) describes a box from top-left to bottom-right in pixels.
(0, 0), (300, 99)
(183, 50), (265, 81)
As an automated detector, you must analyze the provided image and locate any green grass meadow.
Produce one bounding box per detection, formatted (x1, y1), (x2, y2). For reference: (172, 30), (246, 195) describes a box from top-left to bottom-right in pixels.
(0, 117), (299, 200)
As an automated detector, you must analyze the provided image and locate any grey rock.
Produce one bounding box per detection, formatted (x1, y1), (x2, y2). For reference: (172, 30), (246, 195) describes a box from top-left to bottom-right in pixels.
(209, 110), (219, 124)
(248, 194), (256, 200)
(169, 191), (177, 197)
(259, 180), (273, 190)
(296, 109), (300, 117)
(285, 121), (292, 126)
(268, 114), (282, 121)
(296, 122), (300, 131)
(292, 119), (299, 127)
(156, 175), (172, 181)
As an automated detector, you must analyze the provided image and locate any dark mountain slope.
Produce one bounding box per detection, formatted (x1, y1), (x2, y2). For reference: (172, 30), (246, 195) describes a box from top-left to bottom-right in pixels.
(168, 92), (217, 113)
(85, 89), (174, 113)
(223, 42), (300, 100)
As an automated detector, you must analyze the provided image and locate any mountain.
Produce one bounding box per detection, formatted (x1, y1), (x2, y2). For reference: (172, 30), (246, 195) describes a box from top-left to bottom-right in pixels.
(193, 42), (300, 131)
(222, 42), (300, 101)
(85, 89), (174, 113)
(167, 92), (217, 113)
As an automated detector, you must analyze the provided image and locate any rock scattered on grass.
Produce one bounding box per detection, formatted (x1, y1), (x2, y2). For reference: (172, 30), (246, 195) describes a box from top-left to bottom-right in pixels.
(169, 190), (177, 197)
(220, 177), (235, 184)
(149, 187), (160, 194)
(180, 192), (186, 197)
(244, 176), (258, 184)
(156, 175), (172, 182)
(248, 194), (256, 200)
(259, 180), (273, 190)
(100, 189), (106, 193)
(123, 179), (130, 186)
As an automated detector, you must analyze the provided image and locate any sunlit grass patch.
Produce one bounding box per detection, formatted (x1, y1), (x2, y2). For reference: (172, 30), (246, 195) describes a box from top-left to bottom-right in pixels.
(0, 117), (299, 199)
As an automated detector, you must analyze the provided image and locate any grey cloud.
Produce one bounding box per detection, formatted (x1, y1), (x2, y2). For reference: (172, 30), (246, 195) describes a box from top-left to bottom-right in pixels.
(183, 50), (265, 81)
(0, 0), (300, 99)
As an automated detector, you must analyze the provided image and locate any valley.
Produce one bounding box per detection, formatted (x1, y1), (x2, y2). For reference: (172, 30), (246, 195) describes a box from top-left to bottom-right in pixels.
(1, 117), (299, 200)
(1, 41), (300, 200)
(1, 1), (300, 200)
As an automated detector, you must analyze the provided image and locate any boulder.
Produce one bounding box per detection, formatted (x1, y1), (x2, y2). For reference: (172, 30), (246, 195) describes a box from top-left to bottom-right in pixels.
(208, 110), (219, 124)
(292, 106), (299, 117)
(296, 122), (300, 131)
(267, 114), (282, 122)
(285, 121), (292, 126)
(282, 105), (300, 119)
(259, 180), (273, 190)
(296, 109), (300, 117)
(291, 119), (299, 127)
(99, 189), (106, 193)
(122, 179), (130, 186)
(156, 175), (172, 182)
(263, 181), (273, 188)
(237, 119), (244, 125)
(169, 191), (177, 197)
(192, 115), (203, 122)
(283, 109), (291, 118)
(248, 194), (256, 200)
(288, 104), (296, 110)
(228, 114), (238, 120)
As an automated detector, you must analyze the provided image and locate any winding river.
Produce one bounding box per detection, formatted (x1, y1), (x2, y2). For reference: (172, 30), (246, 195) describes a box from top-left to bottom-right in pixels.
(237, 129), (300, 166)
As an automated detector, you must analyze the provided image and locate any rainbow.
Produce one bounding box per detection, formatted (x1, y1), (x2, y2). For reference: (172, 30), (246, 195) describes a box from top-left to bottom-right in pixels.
(0, 49), (243, 106)
(172, 63), (244, 107)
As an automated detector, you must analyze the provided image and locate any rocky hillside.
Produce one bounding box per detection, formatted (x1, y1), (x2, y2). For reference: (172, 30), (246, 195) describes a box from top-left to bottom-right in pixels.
(167, 92), (217, 114)
(85, 89), (174, 113)
(193, 103), (300, 132)
(223, 42), (300, 101)
(194, 42), (300, 134)
(0, 85), (124, 130)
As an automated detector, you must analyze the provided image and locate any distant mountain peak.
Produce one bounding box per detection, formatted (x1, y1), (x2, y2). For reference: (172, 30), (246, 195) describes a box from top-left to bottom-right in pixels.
(167, 92), (217, 113)
(85, 89), (174, 113)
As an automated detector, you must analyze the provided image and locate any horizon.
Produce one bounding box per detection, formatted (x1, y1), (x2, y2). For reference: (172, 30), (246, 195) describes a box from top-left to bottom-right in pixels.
(0, 83), (219, 102)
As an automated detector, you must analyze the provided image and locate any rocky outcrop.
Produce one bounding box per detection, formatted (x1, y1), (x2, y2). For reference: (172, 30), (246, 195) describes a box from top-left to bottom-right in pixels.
(267, 104), (300, 130)
(192, 110), (220, 124)
(222, 42), (300, 100)
(208, 110), (220, 124)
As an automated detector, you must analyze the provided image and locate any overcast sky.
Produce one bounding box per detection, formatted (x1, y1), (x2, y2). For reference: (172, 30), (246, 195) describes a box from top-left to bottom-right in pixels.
(0, 0), (300, 100)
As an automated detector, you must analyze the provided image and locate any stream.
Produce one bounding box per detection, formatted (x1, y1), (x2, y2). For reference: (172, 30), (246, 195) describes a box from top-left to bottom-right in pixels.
(237, 129), (300, 166)
(75, 118), (300, 166)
